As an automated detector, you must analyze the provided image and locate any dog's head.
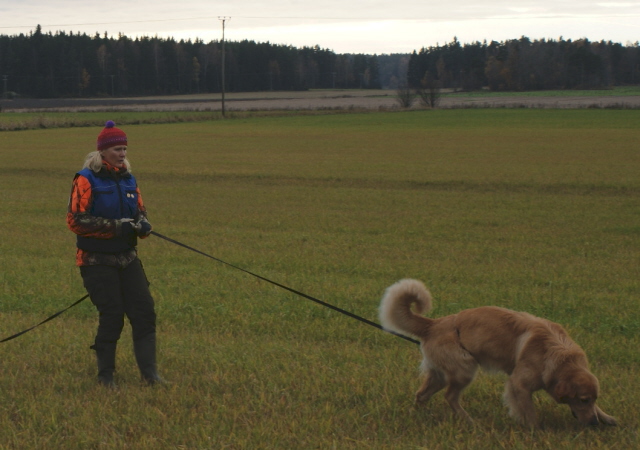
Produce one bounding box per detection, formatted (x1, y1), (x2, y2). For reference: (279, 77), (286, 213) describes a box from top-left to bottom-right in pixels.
(553, 370), (601, 426)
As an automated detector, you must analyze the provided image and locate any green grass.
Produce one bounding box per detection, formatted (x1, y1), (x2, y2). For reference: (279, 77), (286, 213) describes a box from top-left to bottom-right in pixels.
(0, 110), (225, 131)
(1, 109), (639, 448)
(0, 108), (368, 131)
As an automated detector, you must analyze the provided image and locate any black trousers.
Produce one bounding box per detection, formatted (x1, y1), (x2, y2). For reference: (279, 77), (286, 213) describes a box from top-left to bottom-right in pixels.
(80, 258), (156, 348)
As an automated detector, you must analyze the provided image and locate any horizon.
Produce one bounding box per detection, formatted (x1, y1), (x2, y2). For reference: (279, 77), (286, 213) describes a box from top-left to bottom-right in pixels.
(1, 1), (639, 55)
(3, 25), (638, 57)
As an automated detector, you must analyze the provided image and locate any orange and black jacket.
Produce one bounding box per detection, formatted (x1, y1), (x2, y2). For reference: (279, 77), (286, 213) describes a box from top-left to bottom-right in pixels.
(67, 162), (148, 266)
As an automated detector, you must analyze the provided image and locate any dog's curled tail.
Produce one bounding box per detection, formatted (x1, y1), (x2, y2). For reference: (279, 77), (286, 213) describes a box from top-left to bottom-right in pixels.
(379, 279), (433, 339)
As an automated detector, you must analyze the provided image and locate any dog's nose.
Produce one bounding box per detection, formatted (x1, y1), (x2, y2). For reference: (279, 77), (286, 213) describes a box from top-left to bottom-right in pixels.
(588, 416), (600, 427)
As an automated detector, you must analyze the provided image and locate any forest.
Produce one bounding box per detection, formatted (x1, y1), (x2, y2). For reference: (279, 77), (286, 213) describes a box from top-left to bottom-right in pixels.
(0, 26), (638, 98)
(408, 36), (640, 91)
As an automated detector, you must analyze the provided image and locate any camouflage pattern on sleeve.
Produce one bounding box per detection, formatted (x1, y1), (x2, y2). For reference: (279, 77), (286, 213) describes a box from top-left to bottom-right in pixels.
(67, 174), (118, 239)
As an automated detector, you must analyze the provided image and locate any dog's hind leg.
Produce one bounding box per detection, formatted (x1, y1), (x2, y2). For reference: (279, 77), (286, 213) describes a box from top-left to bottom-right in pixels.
(444, 376), (475, 425)
(415, 369), (446, 405)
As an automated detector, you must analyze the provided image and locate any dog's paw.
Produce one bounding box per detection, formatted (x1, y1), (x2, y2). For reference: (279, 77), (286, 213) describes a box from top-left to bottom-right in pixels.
(414, 393), (429, 405)
(596, 407), (618, 426)
(599, 415), (618, 426)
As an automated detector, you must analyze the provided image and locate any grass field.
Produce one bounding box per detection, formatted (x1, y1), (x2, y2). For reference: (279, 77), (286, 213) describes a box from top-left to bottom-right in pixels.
(0, 109), (639, 448)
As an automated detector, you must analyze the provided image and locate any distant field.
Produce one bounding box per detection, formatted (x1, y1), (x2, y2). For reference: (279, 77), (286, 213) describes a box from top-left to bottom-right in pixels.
(448, 86), (640, 97)
(1, 87), (640, 120)
(0, 109), (638, 448)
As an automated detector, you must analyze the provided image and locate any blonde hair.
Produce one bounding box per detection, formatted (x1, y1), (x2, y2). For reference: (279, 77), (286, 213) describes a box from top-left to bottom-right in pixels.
(83, 151), (132, 173)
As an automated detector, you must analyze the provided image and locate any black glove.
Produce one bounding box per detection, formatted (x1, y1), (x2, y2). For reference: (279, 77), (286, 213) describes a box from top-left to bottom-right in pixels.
(132, 219), (152, 237)
(118, 218), (136, 237)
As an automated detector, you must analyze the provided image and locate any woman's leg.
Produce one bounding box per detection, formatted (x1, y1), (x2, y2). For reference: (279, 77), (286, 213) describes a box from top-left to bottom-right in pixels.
(121, 258), (162, 384)
(80, 265), (125, 386)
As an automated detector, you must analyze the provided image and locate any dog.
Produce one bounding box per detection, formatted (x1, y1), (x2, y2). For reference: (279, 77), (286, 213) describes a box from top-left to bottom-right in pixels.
(379, 279), (617, 428)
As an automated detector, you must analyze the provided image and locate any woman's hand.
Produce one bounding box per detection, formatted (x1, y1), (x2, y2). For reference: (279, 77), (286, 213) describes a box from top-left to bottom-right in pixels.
(131, 219), (152, 237)
(118, 218), (136, 236)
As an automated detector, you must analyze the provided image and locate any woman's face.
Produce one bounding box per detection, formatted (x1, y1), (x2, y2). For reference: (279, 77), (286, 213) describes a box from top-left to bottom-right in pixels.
(100, 145), (127, 168)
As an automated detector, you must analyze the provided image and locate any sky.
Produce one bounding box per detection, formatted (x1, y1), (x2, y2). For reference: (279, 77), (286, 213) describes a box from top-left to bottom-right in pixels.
(1, 1), (639, 54)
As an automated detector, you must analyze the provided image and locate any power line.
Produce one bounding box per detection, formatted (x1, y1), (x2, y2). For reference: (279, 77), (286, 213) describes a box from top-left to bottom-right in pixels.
(3, 16), (402, 30)
(3, 12), (639, 30)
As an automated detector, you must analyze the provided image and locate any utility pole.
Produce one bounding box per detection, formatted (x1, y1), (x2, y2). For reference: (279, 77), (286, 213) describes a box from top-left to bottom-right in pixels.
(219, 17), (230, 117)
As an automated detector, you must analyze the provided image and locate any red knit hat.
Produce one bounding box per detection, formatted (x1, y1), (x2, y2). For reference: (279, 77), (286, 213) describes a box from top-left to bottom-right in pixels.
(97, 120), (128, 150)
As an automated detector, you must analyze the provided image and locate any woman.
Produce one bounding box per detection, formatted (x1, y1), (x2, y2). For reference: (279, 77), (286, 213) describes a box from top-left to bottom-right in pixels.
(67, 120), (162, 387)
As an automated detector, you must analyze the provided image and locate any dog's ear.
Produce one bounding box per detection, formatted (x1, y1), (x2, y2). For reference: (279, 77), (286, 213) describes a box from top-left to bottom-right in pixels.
(553, 381), (575, 403)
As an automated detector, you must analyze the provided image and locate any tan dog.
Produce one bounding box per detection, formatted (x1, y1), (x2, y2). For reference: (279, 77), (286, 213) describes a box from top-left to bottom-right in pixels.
(379, 279), (617, 428)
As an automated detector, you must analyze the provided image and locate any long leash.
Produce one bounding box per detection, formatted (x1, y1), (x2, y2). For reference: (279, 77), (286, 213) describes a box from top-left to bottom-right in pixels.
(149, 231), (419, 345)
(1, 294), (89, 343)
(1, 232), (418, 345)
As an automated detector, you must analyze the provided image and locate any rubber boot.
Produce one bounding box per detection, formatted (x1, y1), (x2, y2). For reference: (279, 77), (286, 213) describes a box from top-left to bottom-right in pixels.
(133, 333), (164, 385)
(91, 343), (117, 388)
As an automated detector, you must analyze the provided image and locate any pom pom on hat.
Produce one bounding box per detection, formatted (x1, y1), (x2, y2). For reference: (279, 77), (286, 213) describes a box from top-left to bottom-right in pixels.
(97, 120), (127, 150)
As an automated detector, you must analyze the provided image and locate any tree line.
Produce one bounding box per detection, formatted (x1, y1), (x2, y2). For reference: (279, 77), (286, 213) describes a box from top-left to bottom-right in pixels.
(0, 26), (403, 98)
(408, 36), (640, 91)
(0, 26), (638, 99)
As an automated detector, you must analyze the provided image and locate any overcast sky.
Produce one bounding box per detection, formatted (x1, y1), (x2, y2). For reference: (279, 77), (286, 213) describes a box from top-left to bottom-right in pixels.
(2, 1), (639, 54)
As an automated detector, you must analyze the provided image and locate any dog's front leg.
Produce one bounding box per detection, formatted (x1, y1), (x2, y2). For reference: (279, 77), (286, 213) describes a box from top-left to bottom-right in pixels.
(504, 378), (538, 428)
(596, 406), (618, 426)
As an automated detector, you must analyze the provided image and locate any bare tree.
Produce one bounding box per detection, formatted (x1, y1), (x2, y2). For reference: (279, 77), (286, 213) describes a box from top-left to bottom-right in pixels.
(416, 72), (442, 108)
(395, 84), (415, 108)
